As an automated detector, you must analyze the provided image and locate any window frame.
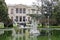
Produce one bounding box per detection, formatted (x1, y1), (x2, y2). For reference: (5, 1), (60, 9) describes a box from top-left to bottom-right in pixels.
(16, 8), (18, 13)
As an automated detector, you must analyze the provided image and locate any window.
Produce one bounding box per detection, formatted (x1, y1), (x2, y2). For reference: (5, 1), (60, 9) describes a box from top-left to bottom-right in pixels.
(23, 16), (26, 22)
(11, 9), (13, 14)
(15, 16), (18, 22)
(23, 8), (26, 13)
(16, 8), (18, 13)
(20, 16), (22, 22)
(20, 8), (22, 13)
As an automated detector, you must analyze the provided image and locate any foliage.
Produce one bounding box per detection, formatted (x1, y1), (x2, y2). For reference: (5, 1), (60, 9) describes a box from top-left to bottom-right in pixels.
(51, 2), (60, 25)
(0, 0), (13, 27)
(41, 0), (60, 26)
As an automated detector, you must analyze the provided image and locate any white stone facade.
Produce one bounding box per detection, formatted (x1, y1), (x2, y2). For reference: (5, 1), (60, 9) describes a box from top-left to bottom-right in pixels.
(8, 4), (41, 26)
(8, 4), (33, 25)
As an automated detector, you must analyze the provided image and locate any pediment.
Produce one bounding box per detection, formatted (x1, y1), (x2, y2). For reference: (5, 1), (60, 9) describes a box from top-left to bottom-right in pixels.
(14, 4), (31, 8)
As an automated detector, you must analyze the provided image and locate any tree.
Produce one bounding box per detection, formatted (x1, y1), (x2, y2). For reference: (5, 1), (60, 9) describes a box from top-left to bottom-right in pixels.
(40, 0), (60, 26)
(52, 1), (60, 25)
(0, 0), (13, 27)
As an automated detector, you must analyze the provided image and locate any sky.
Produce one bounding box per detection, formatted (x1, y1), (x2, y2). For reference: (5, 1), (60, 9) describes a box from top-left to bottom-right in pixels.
(5, 0), (36, 5)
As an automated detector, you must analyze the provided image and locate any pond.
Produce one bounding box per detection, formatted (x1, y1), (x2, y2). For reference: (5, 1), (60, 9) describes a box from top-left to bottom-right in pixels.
(0, 28), (60, 40)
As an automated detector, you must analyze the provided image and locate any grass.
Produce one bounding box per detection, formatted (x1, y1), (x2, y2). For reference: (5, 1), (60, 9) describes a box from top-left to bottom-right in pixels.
(38, 26), (60, 28)
(50, 26), (60, 28)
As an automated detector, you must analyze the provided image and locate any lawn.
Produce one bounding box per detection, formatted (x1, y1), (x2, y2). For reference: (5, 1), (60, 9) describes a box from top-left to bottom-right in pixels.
(38, 25), (60, 28)
(50, 26), (60, 28)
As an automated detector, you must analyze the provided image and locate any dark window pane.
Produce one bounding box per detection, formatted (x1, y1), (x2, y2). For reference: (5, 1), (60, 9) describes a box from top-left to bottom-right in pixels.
(20, 8), (22, 13)
(16, 8), (18, 13)
(23, 16), (25, 22)
(20, 16), (22, 21)
(23, 8), (26, 13)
